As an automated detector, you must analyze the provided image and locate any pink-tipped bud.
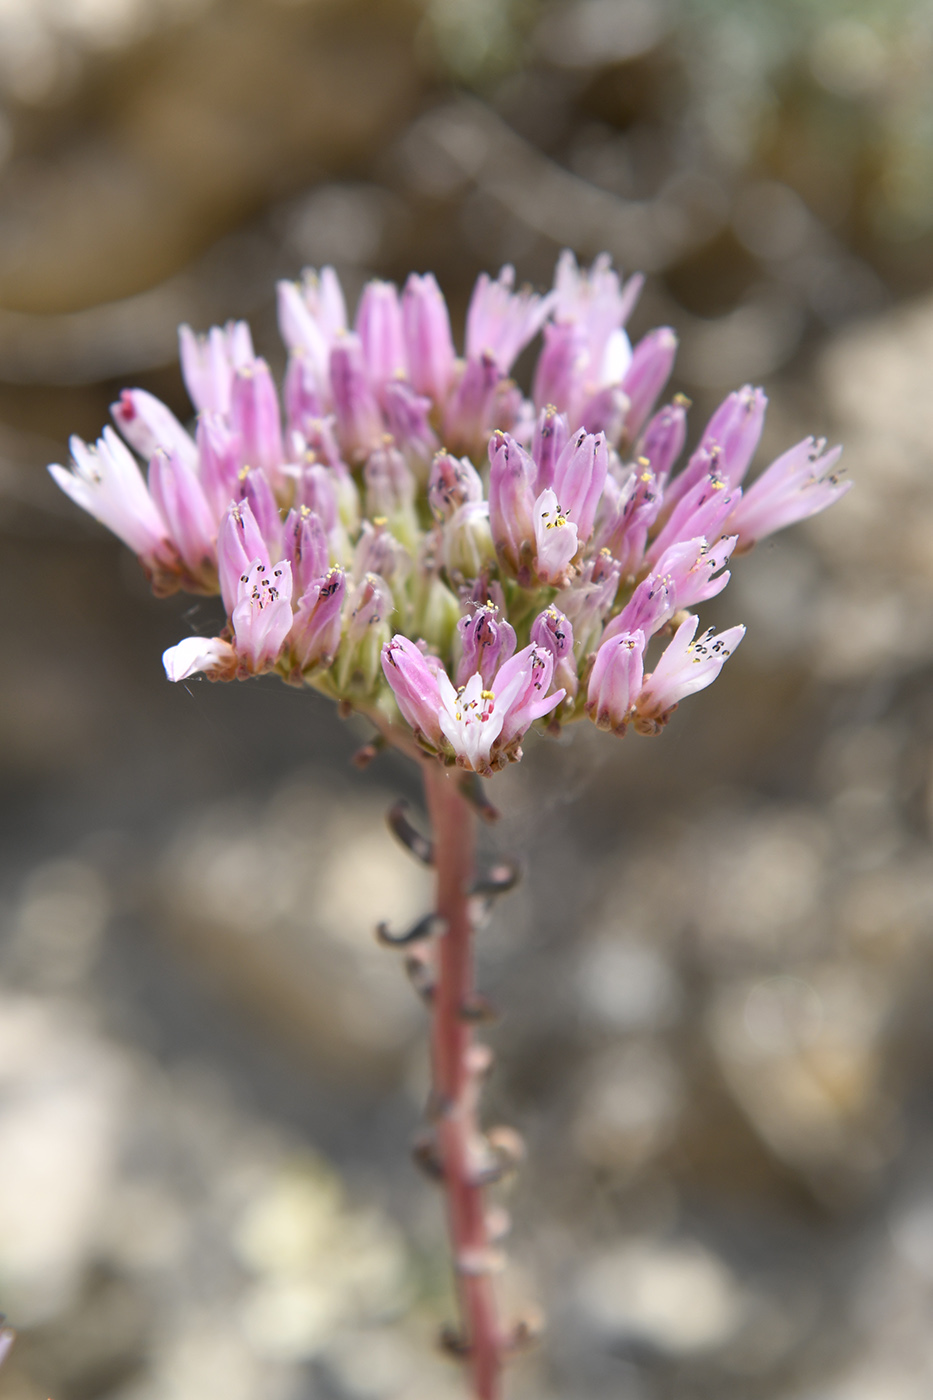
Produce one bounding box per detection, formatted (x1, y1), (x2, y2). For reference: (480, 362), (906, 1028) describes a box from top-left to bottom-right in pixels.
(232, 558), (294, 674)
(620, 327), (677, 442)
(217, 499), (271, 616)
(356, 280), (408, 389)
(552, 429), (608, 541)
(402, 272), (455, 405)
(428, 452), (483, 522)
(488, 432), (536, 582)
(329, 334), (383, 463)
(283, 506), (329, 596)
(148, 448), (217, 581)
(456, 602), (517, 688)
(290, 566), (346, 672)
(112, 389), (198, 471)
(586, 630), (646, 733)
(636, 399), (688, 488)
(382, 635), (445, 746)
(531, 405), (569, 494)
(230, 359), (285, 486)
(634, 614), (745, 729)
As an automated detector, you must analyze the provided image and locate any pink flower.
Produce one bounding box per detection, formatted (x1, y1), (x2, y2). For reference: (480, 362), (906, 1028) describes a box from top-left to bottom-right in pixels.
(148, 448), (217, 582)
(232, 558), (294, 674)
(634, 614), (745, 730)
(724, 437), (848, 549)
(466, 265), (555, 374)
(437, 644), (563, 774)
(178, 319), (255, 415)
(49, 428), (172, 564)
(533, 489), (579, 585)
(381, 635), (446, 746)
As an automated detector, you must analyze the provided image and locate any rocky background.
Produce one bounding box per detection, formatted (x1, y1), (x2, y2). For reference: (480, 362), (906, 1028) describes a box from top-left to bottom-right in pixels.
(2, 2), (933, 1398)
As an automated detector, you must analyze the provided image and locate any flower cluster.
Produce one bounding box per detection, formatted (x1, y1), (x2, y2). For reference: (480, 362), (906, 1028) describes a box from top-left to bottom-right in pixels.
(50, 252), (848, 776)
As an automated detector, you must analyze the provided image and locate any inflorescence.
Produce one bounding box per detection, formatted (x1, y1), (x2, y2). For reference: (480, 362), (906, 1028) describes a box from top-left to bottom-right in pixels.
(50, 252), (848, 775)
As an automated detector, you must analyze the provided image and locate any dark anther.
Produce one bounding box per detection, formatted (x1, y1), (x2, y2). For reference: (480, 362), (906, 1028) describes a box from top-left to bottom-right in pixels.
(337, 699), (353, 719)
(468, 861), (521, 898)
(412, 1132), (444, 1182)
(438, 1324), (470, 1359)
(386, 799), (434, 866)
(459, 773), (500, 823)
(459, 993), (498, 1023)
(352, 734), (386, 769)
(376, 913), (447, 947)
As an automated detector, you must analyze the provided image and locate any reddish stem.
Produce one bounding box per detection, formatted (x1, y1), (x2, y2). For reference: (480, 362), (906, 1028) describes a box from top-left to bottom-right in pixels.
(423, 761), (503, 1400)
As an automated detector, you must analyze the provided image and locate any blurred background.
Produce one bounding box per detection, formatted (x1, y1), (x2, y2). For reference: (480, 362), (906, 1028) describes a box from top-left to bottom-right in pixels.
(2, 1), (933, 1397)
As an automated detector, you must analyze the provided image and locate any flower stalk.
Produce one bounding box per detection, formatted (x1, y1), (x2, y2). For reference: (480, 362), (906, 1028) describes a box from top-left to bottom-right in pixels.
(423, 761), (504, 1400)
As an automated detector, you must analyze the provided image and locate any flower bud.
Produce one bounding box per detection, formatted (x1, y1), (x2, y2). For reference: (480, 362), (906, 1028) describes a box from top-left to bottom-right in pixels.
(112, 389), (198, 471)
(237, 467), (284, 562)
(530, 405), (569, 494)
(530, 605), (578, 700)
(636, 399), (688, 488)
(402, 272), (455, 405)
(329, 334), (383, 463)
(552, 429), (608, 541)
(488, 431), (536, 582)
(217, 499), (271, 616)
(383, 379), (438, 470)
(457, 603), (516, 688)
(585, 630), (645, 733)
(230, 359), (285, 487)
(290, 566), (346, 672)
(620, 328), (677, 442)
(283, 353), (325, 438)
(443, 501), (496, 581)
(532, 321), (586, 417)
(196, 414), (242, 518)
(283, 506), (329, 596)
(335, 573), (393, 695)
(356, 279), (408, 389)
(428, 452), (483, 522)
